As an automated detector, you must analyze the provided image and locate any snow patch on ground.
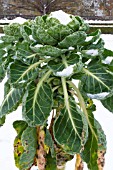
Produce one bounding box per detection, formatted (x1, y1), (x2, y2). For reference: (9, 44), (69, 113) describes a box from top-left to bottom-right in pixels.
(86, 20), (113, 24)
(101, 34), (113, 50)
(10, 17), (27, 24)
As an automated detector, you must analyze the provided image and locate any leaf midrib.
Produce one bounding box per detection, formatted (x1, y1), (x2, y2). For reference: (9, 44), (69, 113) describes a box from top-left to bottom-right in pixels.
(32, 70), (52, 120)
(61, 77), (81, 139)
(83, 68), (110, 91)
(14, 60), (44, 84)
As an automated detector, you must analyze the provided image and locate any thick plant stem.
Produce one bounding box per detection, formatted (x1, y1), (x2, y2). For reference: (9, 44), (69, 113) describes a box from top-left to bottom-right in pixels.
(36, 126), (46, 170)
(75, 154), (84, 170)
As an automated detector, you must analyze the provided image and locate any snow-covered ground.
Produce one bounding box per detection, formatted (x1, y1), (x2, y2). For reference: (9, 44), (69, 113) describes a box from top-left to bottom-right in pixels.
(0, 11), (113, 170)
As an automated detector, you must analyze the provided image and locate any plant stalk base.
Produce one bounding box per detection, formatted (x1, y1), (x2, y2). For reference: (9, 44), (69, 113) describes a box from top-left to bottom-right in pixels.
(75, 154), (84, 170)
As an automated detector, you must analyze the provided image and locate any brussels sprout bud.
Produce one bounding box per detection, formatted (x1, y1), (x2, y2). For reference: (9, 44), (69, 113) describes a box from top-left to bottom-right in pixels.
(58, 87), (63, 95)
(53, 100), (58, 108)
(53, 78), (61, 85)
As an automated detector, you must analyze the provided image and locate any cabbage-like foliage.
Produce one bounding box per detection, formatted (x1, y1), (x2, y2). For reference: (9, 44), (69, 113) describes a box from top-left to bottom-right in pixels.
(0, 12), (113, 170)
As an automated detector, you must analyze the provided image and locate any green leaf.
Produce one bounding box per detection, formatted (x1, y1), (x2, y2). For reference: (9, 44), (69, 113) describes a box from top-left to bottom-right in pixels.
(83, 29), (101, 46)
(34, 16), (45, 27)
(0, 42), (10, 49)
(19, 126), (37, 170)
(75, 16), (89, 31)
(0, 49), (6, 82)
(106, 60), (113, 72)
(31, 45), (64, 57)
(10, 60), (40, 86)
(58, 31), (87, 48)
(23, 71), (53, 126)
(101, 92), (113, 113)
(0, 49), (6, 56)
(13, 120), (28, 135)
(35, 15), (60, 28)
(1, 35), (16, 43)
(16, 41), (38, 64)
(2, 48), (15, 70)
(33, 16), (60, 41)
(20, 26), (31, 42)
(81, 49), (101, 59)
(94, 119), (106, 151)
(45, 152), (56, 170)
(67, 53), (80, 65)
(82, 64), (113, 94)
(0, 88), (24, 117)
(13, 120), (28, 168)
(67, 16), (80, 31)
(0, 64), (5, 82)
(24, 25), (32, 35)
(45, 130), (55, 157)
(0, 116), (5, 126)
(34, 26), (57, 45)
(103, 48), (113, 58)
(54, 78), (83, 154)
(48, 60), (65, 72)
(46, 17), (60, 28)
(4, 79), (11, 97)
(81, 105), (106, 169)
(83, 38), (104, 51)
(3, 23), (21, 37)
(47, 24), (73, 41)
(81, 109), (98, 170)
(54, 100), (83, 154)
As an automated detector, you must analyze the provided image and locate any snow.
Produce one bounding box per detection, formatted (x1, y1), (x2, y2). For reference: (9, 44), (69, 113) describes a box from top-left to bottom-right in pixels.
(85, 49), (98, 56)
(56, 65), (74, 77)
(18, 80), (26, 84)
(9, 17), (27, 24)
(87, 92), (109, 100)
(29, 35), (36, 42)
(86, 20), (113, 24)
(50, 10), (72, 25)
(0, 18), (11, 24)
(85, 36), (93, 42)
(68, 46), (75, 50)
(0, 10), (113, 170)
(0, 17), (27, 25)
(34, 44), (43, 48)
(30, 166), (38, 170)
(77, 52), (81, 55)
(101, 34), (113, 50)
(102, 57), (113, 64)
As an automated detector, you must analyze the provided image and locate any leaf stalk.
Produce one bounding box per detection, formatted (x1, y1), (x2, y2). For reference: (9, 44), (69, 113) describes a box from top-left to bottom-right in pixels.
(67, 81), (98, 141)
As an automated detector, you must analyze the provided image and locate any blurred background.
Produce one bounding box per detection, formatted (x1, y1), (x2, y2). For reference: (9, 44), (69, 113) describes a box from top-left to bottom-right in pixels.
(0, 0), (113, 20)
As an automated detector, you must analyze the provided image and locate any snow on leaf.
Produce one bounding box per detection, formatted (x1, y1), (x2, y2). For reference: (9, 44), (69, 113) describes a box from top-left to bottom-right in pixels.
(85, 49), (98, 56)
(55, 65), (74, 77)
(50, 10), (72, 25)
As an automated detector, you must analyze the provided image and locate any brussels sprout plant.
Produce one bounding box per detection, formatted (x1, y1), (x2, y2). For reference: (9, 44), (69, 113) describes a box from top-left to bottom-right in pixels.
(0, 12), (113, 170)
